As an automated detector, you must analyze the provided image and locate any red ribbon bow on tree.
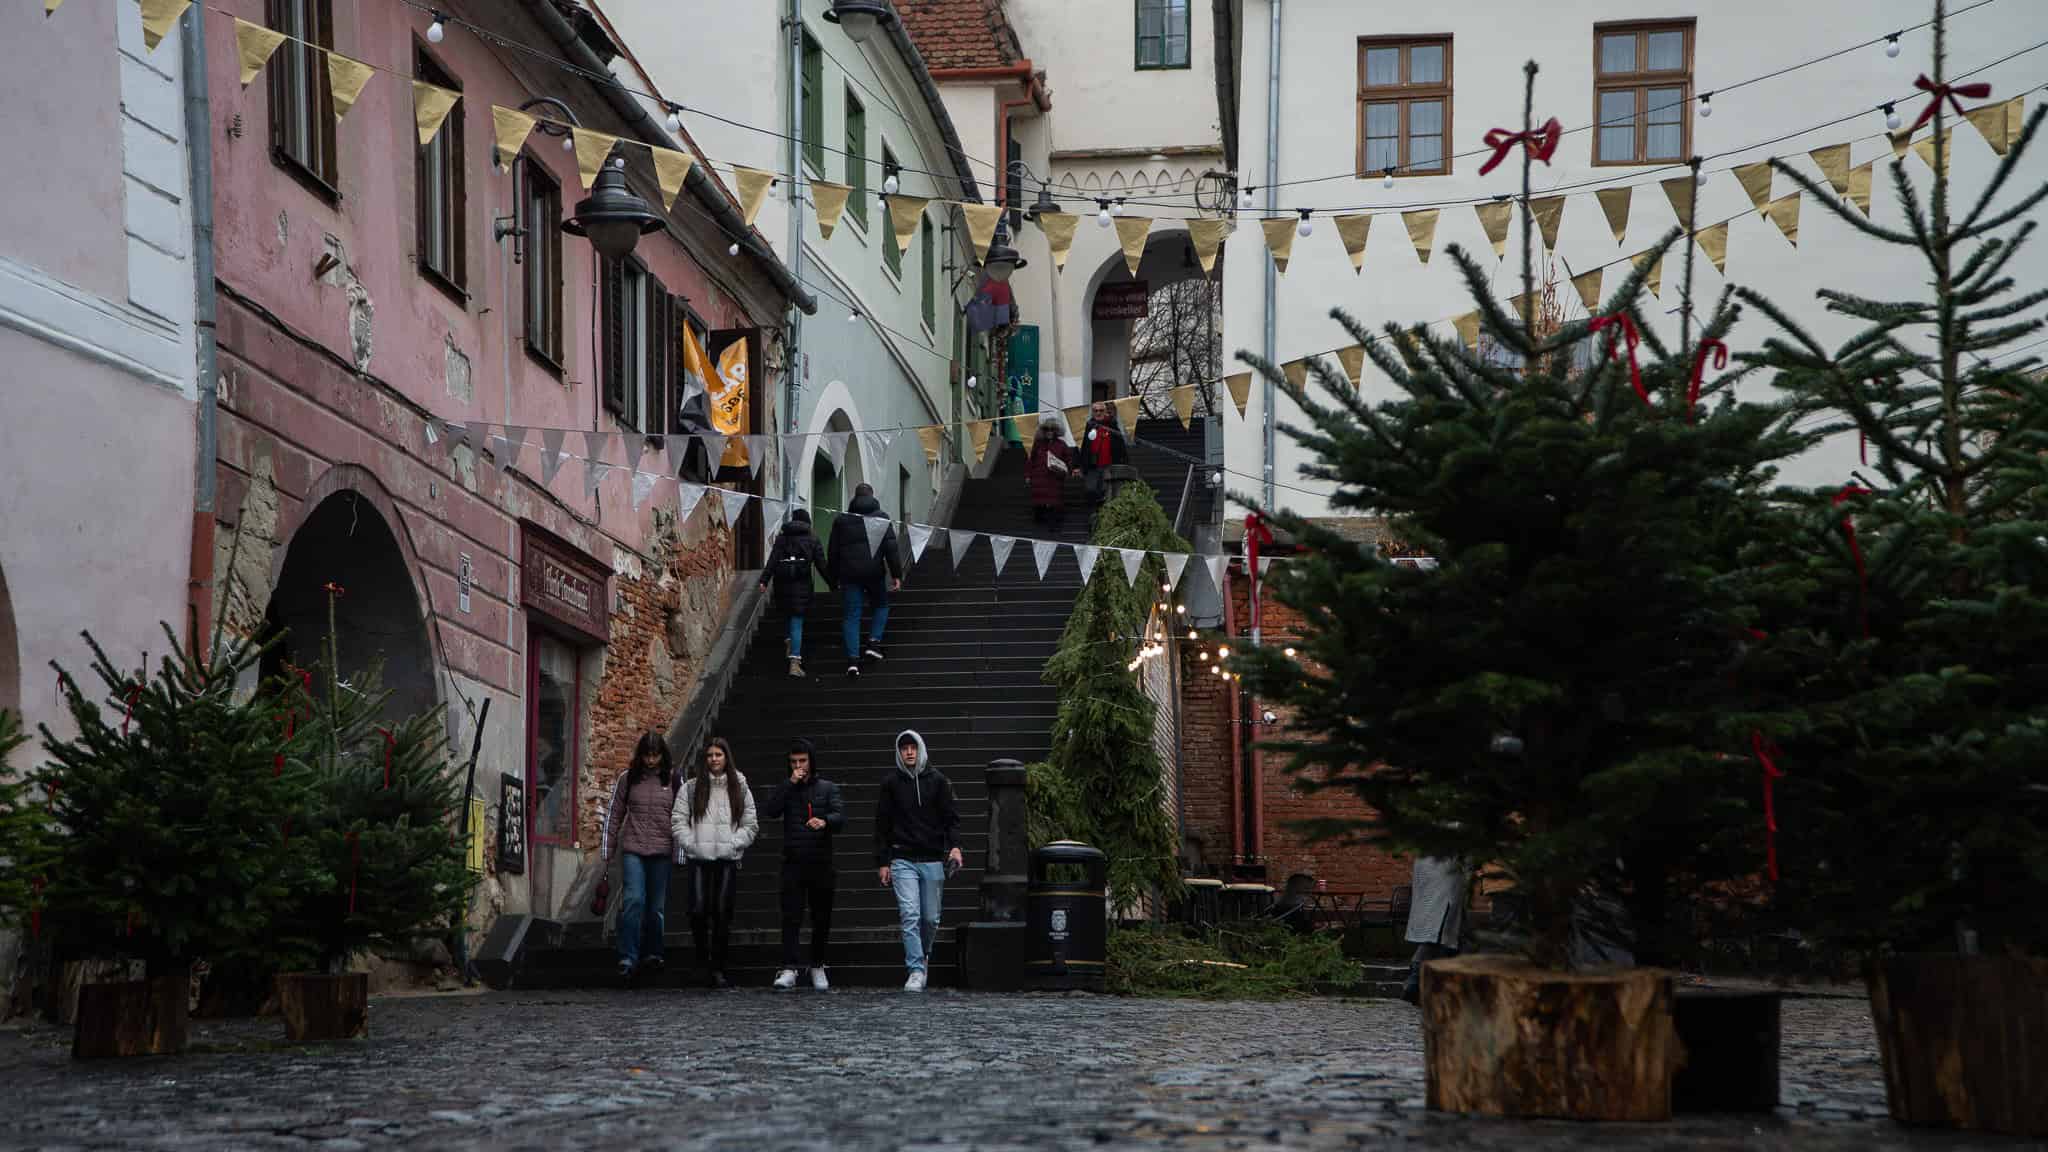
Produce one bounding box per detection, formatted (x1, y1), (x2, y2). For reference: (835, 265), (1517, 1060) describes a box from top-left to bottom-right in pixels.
(322, 582), (347, 599)
(119, 683), (142, 736)
(1589, 312), (1647, 404)
(1834, 484), (1874, 638)
(1906, 74), (1993, 135)
(1750, 730), (1786, 882)
(378, 727), (395, 789)
(1688, 339), (1728, 423)
(1244, 512), (1276, 633)
(1478, 117), (1562, 176)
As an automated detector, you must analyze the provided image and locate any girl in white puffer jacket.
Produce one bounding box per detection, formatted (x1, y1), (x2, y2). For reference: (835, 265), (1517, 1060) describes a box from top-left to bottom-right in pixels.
(671, 737), (757, 987)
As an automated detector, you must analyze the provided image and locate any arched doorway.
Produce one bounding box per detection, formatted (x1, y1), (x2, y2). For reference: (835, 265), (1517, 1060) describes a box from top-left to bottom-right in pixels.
(1081, 230), (1223, 412)
(0, 559), (17, 717)
(263, 485), (437, 722)
(808, 409), (863, 592)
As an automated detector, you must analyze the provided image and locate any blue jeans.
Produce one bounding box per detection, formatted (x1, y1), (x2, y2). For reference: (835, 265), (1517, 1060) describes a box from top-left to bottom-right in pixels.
(787, 611), (805, 659)
(889, 859), (945, 971)
(842, 583), (891, 662)
(617, 852), (672, 970)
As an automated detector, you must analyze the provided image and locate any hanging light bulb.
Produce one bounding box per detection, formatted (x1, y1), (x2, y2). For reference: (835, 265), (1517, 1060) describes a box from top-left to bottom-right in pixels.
(966, 374), (978, 390)
(848, 310), (862, 324)
(1096, 199), (1113, 228)
(1698, 92), (1713, 119)
(1296, 208), (1314, 237)
(883, 161), (901, 196)
(1199, 651), (1209, 662)
(1382, 167), (1396, 189)
(664, 104), (683, 134)
(1161, 582), (1171, 592)
(1262, 710), (1278, 725)
(1883, 102), (1902, 131)
(1112, 197), (1127, 217)
(1176, 603), (1187, 614)
(1157, 601), (1169, 611)
(1283, 646), (1297, 658)
(561, 134), (577, 152)
(1884, 33), (1901, 58)
(728, 242), (740, 256)
(1187, 629), (1197, 640)
(426, 11), (446, 42)
(1239, 184), (1255, 209)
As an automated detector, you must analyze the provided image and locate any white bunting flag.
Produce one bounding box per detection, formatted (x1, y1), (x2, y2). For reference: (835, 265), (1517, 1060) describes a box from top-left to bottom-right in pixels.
(744, 436), (771, 478)
(864, 514), (890, 556)
(585, 461), (613, 498)
(784, 437), (806, 486)
(989, 535), (1017, 576)
(631, 470), (656, 510)
(443, 420), (468, 446)
(950, 529), (978, 571)
(909, 523), (934, 563)
(624, 434), (648, 480)
(700, 434), (728, 471)
(500, 425), (530, 471)
(861, 429), (898, 467)
(541, 428), (567, 484)
(760, 497), (784, 527)
(583, 431), (613, 495)
(1205, 555), (1227, 596)
(1074, 544), (1100, 585)
(1164, 552), (1190, 590)
(717, 486), (751, 527)
(822, 431), (851, 473)
(582, 429), (611, 465)
(1032, 539), (1059, 581)
(678, 483), (707, 524)
(1120, 548), (1145, 587)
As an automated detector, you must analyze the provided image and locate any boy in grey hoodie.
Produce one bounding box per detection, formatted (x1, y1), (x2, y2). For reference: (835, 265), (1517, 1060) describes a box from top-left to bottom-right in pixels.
(875, 729), (960, 991)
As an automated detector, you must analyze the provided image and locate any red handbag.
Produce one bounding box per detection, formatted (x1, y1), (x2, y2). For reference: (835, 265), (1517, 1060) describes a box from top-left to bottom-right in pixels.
(590, 876), (610, 916)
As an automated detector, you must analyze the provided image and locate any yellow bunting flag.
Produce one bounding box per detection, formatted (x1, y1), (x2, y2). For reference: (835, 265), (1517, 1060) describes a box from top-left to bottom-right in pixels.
(811, 181), (851, 239)
(413, 82), (460, 148)
(1335, 214), (1372, 274)
(1696, 220), (1730, 275)
(46, 0), (63, 12)
(1474, 201), (1512, 259)
(1845, 162), (1874, 216)
(234, 18), (286, 87)
(961, 203), (1003, 264)
(2006, 96), (2027, 145)
(917, 424), (943, 464)
(1889, 131), (1914, 161)
(652, 148), (695, 211)
(1172, 384), (1197, 429)
(139, 0), (189, 51)
(1186, 219), (1227, 276)
(1260, 218), (1296, 274)
(1113, 395), (1143, 439)
(1572, 267), (1603, 312)
(327, 53), (374, 123)
(1337, 344), (1365, 388)
(1530, 195), (1565, 252)
(741, 168), (781, 228)
(1223, 372), (1251, 419)
(967, 419), (994, 464)
(1633, 249), (1665, 297)
(1015, 412), (1041, 444)
(492, 105), (536, 164)
(1962, 102), (2010, 155)
(1733, 162), (1774, 214)
(574, 129), (620, 190)
(1453, 311), (1481, 352)
(1064, 404), (1091, 440)
(1808, 143), (1852, 195)
(1596, 186), (1632, 245)
(1282, 359), (1308, 394)
(1661, 175), (1696, 226)
(1912, 131), (1953, 181)
(1763, 192), (1801, 246)
(1402, 209), (1440, 265)
(1113, 216), (1153, 277)
(1039, 213), (1079, 271)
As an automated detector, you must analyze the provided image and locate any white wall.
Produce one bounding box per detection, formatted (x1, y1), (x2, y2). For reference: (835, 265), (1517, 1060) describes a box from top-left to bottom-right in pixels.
(1225, 0), (2048, 518)
(1009, 0), (1222, 154)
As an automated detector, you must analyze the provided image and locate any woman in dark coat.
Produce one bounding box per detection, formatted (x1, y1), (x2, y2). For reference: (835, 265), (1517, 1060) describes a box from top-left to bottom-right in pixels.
(1025, 417), (1076, 533)
(759, 508), (829, 677)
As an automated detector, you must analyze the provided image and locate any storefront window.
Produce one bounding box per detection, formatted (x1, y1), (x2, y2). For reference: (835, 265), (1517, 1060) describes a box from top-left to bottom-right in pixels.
(528, 632), (580, 845)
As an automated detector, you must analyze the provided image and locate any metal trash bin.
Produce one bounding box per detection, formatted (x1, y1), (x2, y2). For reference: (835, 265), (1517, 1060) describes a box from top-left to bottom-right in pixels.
(1182, 877), (1224, 927)
(1219, 882), (1275, 922)
(1026, 841), (1108, 991)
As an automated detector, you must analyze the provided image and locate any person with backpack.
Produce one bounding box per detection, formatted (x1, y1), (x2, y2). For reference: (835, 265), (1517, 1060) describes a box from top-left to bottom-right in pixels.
(826, 483), (903, 678)
(760, 508), (830, 678)
(671, 737), (758, 988)
(602, 731), (680, 984)
(762, 737), (844, 990)
(875, 729), (960, 991)
(1025, 416), (1077, 533)
(1078, 400), (1129, 507)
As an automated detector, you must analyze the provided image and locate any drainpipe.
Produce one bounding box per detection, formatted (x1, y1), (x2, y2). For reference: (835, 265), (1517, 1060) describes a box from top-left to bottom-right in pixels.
(1260, 0), (1281, 513)
(183, 3), (219, 656)
(784, 0), (806, 505)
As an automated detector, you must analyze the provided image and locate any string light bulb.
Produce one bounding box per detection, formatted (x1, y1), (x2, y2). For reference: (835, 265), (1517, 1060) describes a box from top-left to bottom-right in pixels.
(1262, 710), (1278, 725)
(1239, 185), (1255, 209)
(848, 309), (861, 324)
(1112, 197), (1127, 217)
(728, 242), (740, 256)
(1176, 604), (1187, 614)
(1883, 102), (1901, 131)
(426, 11), (446, 42)
(1884, 33), (1901, 58)
(1096, 199), (1113, 228)
(664, 104), (683, 134)
(966, 374), (978, 389)
(1382, 167), (1396, 189)
(1199, 651), (1209, 662)
(1296, 208), (1314, 237)
(1284, 646), (1297, 658)
(561, 134), (576, 152)
(884, 172), (900, 196)
(1698, 92), (1713, 118)
(1187, 629), (1197, 640)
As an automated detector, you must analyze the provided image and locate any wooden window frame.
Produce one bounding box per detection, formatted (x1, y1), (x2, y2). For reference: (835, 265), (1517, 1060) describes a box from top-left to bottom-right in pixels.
(1134, 0), (1191, 71)
(601, 256), (652, 430)
(267, 0), (339, 200)
(518, 154), (564, 372)
(920, 216), (936, 331)
(1355, 35), (1454, 180)
(880, 143), (903, 280)
(845, 88), (868, 230)
(801, 30), (824, 176)
(1592, 19), (1695, 167)
(414, 43), (467, 299)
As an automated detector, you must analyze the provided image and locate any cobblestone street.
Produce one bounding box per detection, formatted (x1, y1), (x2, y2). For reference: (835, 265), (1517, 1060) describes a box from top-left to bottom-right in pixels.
(1, 989), (2023, 1150)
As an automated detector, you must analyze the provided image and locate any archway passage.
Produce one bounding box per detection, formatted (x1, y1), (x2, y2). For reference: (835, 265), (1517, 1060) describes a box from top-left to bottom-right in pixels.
(1082, 231), (1223, 413)
(263, 490), (436, 722)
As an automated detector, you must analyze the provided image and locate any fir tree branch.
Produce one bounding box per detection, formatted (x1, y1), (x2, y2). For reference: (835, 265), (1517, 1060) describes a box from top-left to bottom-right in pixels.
(1765, 157), (1917, 246)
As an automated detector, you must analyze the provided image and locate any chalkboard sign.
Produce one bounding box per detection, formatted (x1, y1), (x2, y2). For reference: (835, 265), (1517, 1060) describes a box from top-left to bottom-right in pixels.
(497, 773), (526, 876)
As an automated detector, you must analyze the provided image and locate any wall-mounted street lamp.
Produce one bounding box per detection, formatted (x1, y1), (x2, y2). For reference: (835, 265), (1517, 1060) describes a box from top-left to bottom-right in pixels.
(563, 157), (663, 261)
(822, 0), (894, 43)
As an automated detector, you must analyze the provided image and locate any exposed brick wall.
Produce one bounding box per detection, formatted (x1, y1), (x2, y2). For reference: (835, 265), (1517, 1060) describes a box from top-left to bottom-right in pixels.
(1177, 645), (1234, 876)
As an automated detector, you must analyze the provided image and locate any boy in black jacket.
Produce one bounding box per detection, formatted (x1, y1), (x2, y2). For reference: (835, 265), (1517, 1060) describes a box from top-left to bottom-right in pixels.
(761, 509), (830, 678)
(875, 729), (959, 991)
(763, 738), (844, 990)
(827, 483), (903, 677)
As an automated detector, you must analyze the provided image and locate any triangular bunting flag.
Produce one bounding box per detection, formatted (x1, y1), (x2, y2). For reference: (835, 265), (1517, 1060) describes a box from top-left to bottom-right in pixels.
(860, 429), (897, 470)
(327, 53), (374, 122)
(653, 148), (695, 211)
(1695, 220), (1730, 275)
(1113, 395), (1143, 440)
(864, 514), (889, 556)
(1530, 196), (1565, 251)
(586, 461), (613, 499)
(1119, 548), (1145, 588)
(1764, 192), (1801, 246)
(574, 128), (619, 190)
(1912, 131), (1953, 181)
(1845, 163), (1874, 216)
(1172, 385), (1197, 429)
(541, 428), (567, 485)
(139, 0), (189, 51)
(1596, 186), (1631, 245)
(967, 419), (994, 464)
(1113, 216), (1153, 277)
(443, 420), (469, 447)
(1223, 372), (1251, 419)
(1074, 544), (1100, 585)
(989, 534), (1017, 576)
(949, 529), (977, 571)
(498, 425), (529, 472)
(812, 181), (852, 240)
(735, 168), (776, 227)
(1282, 359), (1307, 393)
(1186, 219), (1228, 276)
(1889, 130), (1914, 160)
(1661, 175), (1696, 226)
(1454, 311), (1481, 351)
(1204, 555), (1226, 597)
(1016, 411), (1041, 444)
(1402, 209), (1440, 264)
(693, 434), (724, 472)
(45, 0), (62, 12)
(1571, 267), (1603, 312)
(1808, 143), (1852, 195)
(583, 429), (613, 466)
(1039, 213), (1079, 271)
(631, 471), (657, 510)
(1633, 249), (1665, 298)
(413, 82), (460, 148)
(1733, 162), (1774, 214)
(234, 18), (287, 87)
(887, 195), (930, 255)
(1261, 218), (1296, 274)
(744, 436), (771, 478)
(492, 105), (537, 164)
(1165, 552), (1190, 591)
(1335, 214), (1372, 273)
(1064, 405), (1091, 442)
(1337, 344), (1365, 388)
(821, 430), (850, 472)
(908, 523), (933, 563)
(624, 434), (649, 482)
(1032, 539), (1059, 581)
(961, 203), (1003, 264)
(423, 418), (440, 447)
(678, 483), (707, 524)
(1474, 201), (1512, 259)
(717, 486), (751, 527)
(917, 425), (943, 464)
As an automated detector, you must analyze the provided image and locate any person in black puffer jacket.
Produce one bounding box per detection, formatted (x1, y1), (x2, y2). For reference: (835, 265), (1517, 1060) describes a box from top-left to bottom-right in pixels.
(826, 483), (903, 677)
(762, 737), (844, 989)
(760, 509), (829, 678)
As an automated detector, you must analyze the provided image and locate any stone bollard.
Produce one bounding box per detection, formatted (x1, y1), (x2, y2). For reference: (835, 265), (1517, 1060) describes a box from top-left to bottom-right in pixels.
(959, 758), (1032, 990)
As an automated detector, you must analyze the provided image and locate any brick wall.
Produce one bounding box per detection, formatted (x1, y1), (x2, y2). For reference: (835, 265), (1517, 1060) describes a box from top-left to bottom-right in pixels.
(1178, 644), (1234, 875)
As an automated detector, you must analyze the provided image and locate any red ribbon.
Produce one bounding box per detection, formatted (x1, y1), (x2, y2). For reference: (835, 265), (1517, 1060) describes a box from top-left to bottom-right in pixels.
(322, 582), (347, 599)
(1688, 339), (1728, 423)
(346, 831), (360, 915)
(378, 727), (395, 789)
(1244, 513), (1276, 635)
(120, 684), (141, 736)
(1590, 313), (1646, 404)
(1750, 730), (1786, 882)
(1478, 117), (1563, 176)
(1906, 74), (1993, 135)
(1834, 485), (1874, 638)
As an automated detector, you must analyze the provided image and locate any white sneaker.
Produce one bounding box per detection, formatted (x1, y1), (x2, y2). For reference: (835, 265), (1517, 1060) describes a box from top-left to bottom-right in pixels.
(903, 969), (927, 992)
(810, 967), (830, 991)
(772, 968), (798, 990)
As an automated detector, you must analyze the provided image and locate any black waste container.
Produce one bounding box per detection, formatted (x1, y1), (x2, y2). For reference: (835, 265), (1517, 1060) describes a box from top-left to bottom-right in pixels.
(1026, 841), (1108, 991)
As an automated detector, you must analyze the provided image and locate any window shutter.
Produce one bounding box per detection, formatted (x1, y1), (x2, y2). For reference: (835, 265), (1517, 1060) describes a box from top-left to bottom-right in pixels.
(452, 96), (467, 289)
(645, 281), (669, 435)
(602, 258), (624, 414)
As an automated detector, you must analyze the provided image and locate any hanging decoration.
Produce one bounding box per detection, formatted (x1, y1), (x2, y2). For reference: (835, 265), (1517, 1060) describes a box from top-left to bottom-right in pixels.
(736, 168), (777, 227)
(1905, 73), (1992, 135)
(988, 534), (1017, 576)
(574, 128), (620, 190)
(1074, 544), (1100, 585)
(1733, 161), (1774, 214)
(887, 194), (930, 254)
(1474, 201), (1512, 259)
(327, 54), (374, 122)
(812, 181), (852, 239)
(1696, 220), (1731, 274)
(1633, 249), (1665, 298)
(139, 0), (190, 51)
(1172, 385), (1197, 429)
(492, 105), (537, 163)
(1113, 215), (1153, 277)
(1401, 209), (1440, 265)
(960, 203), (1003, 263)
(413, 81), (460, 147)
(1453, 311), (1481, 352)
(1223, 372), (1252, 419)
(1530, 195), (1565, 251)
(1688, 338), (1728, 423)
(1571, 267), (1603, 312)
(1243, 512), (1276, 635)
(967, 418), (994, 463)
(1477, 117), (1561, 176)
(1336, 344), (1365, 389)
(1260, 218), (1296, 274)
(1113, 395), (1144, 440)
(1808, 143), (1852, 195)
(948, 529), (977, 570)
(1039, 213), (1079, 271)
(1589, 311), (1646, 403)
(1660, 174), (1696, 227)
(1763, 191), (1802, 245)
(1845, 162), (1875, 215)
(234, 17), (286, 86)
(1834, 484), (1875, 638)
(1186, 219), (1227, 275)
(1750, 730), (1786, 882)
(1911, 130), (1955, 180)
(653, 148), (695, 211)
(1595, 186), (1632, 245)
(1335, 213), (1372, 273)
(917, 425), (943, 463)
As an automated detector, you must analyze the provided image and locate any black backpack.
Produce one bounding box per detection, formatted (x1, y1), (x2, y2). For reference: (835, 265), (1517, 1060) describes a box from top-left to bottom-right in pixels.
(773, 540), (811, 585)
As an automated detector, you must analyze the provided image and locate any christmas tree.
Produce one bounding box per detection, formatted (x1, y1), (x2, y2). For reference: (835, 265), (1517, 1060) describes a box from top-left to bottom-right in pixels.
(0, 707), (46, 938)
(1736, 3), (2048, 958)
(1236, 64), (1807, 969)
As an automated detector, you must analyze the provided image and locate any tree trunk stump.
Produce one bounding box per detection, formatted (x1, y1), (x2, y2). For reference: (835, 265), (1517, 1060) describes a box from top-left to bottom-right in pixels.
(71, 969), (190, 1059)
(1869, 953), (2048, 1136)
(1672, 987), (1779, 1112)
(275, 973), (369, 1043)
(1422, 953), (1680, 1121)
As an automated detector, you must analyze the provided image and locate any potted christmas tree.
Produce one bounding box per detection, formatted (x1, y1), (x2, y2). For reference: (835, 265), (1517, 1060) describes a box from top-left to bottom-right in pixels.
(1736, 2), (2048, 1135)
(1236, 63), (1804, 1120)
(0, 708), (45, 953)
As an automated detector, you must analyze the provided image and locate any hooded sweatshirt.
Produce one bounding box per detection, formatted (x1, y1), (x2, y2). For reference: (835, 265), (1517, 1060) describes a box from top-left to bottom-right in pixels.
(873, 729), (958, 865)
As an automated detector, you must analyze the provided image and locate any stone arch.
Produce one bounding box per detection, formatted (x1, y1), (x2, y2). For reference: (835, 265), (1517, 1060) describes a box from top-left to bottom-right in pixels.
(1081, 171), (1103, 192)
(263, 464), (443, 723)
(1131, 170), (1153, 196)
(1080, 229), (1218, 407)
(0, 558), (16, 717)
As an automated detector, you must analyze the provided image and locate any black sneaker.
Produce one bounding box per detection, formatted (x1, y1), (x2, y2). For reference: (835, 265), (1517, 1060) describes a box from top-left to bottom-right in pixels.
(711, 971), (731, 990)
(617, 961), (635, 985)
(846, 664), (861, 678)
(642, 955), (665, 977)
(862, 642), (886, 662)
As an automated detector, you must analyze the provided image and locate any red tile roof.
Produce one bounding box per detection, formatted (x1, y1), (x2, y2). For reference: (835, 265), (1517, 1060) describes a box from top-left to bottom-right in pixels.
(897, 0), (1022, 71)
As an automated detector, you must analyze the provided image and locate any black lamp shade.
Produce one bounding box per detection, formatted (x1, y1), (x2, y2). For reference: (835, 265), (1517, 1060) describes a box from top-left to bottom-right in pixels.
(563, 161), (663, 260)
(822, 0), (893, 42)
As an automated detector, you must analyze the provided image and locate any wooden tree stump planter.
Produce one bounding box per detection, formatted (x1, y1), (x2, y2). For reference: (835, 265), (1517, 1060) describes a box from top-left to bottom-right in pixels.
(274, 973), (369, 1043)
(1421, 954), (1681, 1121)
(1869, 954), (2048, 1137)
(1671, 987), (1780, 1113)
(72, 968), (190, 1059)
